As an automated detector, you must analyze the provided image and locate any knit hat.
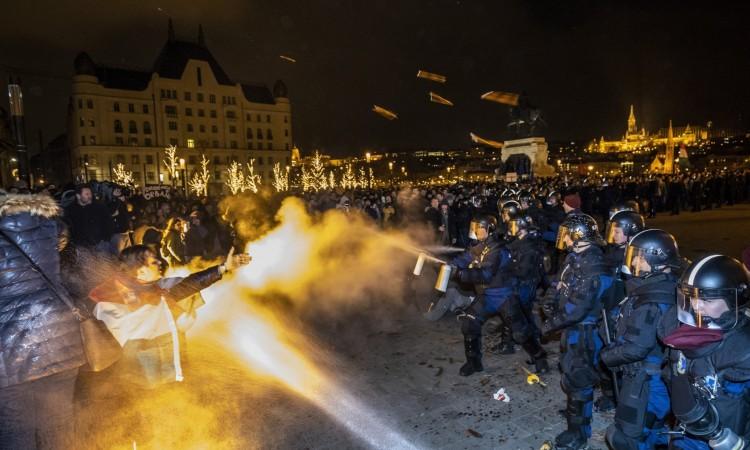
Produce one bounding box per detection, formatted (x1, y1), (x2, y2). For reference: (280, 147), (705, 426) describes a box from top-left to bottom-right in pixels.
(563, 193), (581, 210)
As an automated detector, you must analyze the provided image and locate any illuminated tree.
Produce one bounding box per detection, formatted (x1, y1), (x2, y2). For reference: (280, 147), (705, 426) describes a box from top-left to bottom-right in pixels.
(341, 164), (356, 189)
(162, 145), (179, 186)
(309, 150), (327, 191)
(225, 161), (245, 194)
(113, 163), (135, 186)
(272, 162), (289, 192)
(301, 165), (312, 192)
(189, 154), (211, 196)
(328, 170), (336, 190)
(358, 166), (367, 189)
(244, 159), (262, 193)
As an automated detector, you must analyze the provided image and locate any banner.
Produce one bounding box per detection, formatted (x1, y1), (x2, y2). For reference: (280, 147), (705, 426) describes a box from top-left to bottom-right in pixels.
(143, 185), (171, 200)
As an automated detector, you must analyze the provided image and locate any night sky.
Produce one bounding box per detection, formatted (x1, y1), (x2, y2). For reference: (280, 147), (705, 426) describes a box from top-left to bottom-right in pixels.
(1, 0), (749, 156)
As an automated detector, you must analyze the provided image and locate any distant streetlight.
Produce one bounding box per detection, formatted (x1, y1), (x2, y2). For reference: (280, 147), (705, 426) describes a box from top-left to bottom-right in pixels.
(587, 165), (594, 171)
(365, 152), (371, 163)
(388, 161), (393, 171)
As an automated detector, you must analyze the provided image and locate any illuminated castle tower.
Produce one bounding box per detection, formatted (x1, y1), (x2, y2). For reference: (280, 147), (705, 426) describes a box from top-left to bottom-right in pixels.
(627, 104), (637, 134)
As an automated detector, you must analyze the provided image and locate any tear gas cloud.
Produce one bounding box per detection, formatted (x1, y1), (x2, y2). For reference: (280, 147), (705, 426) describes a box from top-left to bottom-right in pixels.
(80, 196), (435, 449)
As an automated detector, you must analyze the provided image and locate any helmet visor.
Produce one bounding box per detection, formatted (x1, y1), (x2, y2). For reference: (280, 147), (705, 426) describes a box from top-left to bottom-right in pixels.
(469, 221), (486, 241)
(677, 285), (738, 330)
(507, 220), (520, 237)
(624, 246), (655, 277)
(555, 224), (571, 250)
(605, 222), (627, 245)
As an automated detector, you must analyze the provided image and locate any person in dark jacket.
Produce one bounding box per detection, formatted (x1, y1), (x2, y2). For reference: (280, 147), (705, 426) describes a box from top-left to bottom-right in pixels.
(601, 229), (681, 450)
(161, 217), (187, 266)
(108, 186), (132, 254)
(0, 194), (86, 450)
(660, 255), (750, 450)
(64, 184), (112, 251)
(541, 214), (613, 450)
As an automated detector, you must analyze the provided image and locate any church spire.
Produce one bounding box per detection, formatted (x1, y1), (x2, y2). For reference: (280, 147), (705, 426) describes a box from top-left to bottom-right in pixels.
(168, 18), (175, 42)
(198, 24), (205, 47)
(627, 104), (637, 134)
(664, 120), (675, 174)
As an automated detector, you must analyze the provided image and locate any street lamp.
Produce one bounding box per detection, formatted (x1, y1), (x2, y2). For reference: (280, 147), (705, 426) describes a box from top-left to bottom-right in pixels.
(365, 152), (371, 163)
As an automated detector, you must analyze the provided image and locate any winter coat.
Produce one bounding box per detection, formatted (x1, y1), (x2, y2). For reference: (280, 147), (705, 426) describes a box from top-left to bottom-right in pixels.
(0, 194), (86, 388)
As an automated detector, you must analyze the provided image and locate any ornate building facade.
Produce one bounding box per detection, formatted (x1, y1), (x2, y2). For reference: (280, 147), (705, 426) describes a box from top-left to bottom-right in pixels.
(589, 105), (706, 154)
(68, 21), (292, 188)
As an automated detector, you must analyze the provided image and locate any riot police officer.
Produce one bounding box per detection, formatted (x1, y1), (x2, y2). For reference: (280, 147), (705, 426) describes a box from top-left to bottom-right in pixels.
(506, 214), (549, 373)
(604, 210), (646, 273)
(660, 255), (750, 450)
(491, 199), (523, 354)
(596, 210), (646, 411)
(541, 214), (613, 450)
(601, 229), (681, 450)
(452, 215), (549, 376)
(450, 215), (504, 376)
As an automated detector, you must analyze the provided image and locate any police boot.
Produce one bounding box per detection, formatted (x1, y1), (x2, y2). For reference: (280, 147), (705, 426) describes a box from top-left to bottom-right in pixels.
(495, 324), (515, 355)
(459, 336), (483, 376)
(595, 373), (617, 412)
(554, 400), (589, 450)
(521, 339), (549, 374)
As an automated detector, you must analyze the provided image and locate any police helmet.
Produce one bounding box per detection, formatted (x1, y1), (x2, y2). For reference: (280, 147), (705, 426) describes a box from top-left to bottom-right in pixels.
(555, 214), (602, 250)
(546, 191), (561, 207)
(623, 229), (680, 277)
(677, 255), (750, 330)
(499, 200), (521, 223)
(609, 200), (640, 219)
(507, 215), (535, 237)
(606, 210), (646, 245)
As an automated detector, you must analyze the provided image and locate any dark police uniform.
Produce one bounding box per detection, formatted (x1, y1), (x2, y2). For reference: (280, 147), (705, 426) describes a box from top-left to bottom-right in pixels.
(601, 273), (675, 450)
(543, 244), (613, 447)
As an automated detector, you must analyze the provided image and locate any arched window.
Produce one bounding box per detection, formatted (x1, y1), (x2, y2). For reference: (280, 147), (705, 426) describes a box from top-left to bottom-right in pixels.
(266, 129), (273, 140)
(128, 120), (137, 134)
(143, 121), (152, 134)
(114, 120), (123, 133)
(246, 128), (253, 139)
(256, 129), (263, 140)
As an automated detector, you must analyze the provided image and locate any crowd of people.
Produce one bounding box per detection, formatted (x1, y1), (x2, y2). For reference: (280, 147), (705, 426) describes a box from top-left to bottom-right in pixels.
(421, 174), (750, 450)
(1, 167), (750, 449)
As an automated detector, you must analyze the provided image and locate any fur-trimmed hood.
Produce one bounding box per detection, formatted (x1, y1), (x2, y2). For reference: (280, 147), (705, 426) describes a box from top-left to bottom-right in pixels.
(0, 194), (61, 218)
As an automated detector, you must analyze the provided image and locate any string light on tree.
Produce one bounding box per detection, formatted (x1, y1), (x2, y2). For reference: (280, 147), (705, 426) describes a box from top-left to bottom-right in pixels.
(189, 154), (211, 196)
(112, 163), (135, 186)
(357, 166), (367, 189)
(272, 162), (289, 192)
(309, 150), (328, 191)
(162, 145), (179, 186)
(225, 161), (245, 194)
(244, 159), (262, 193)
(341, 163), (356, 189)
(328, 170), (336, 190)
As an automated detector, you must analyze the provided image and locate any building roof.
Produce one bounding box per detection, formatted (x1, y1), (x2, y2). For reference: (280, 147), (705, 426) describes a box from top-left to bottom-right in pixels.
(240, 83), (275, 104)
(95, 66), (152, 91)
(152, 39), (234, 85)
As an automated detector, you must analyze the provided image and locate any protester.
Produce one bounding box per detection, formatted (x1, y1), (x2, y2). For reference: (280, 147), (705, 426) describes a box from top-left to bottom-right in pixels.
(0, 193), (86, 450)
